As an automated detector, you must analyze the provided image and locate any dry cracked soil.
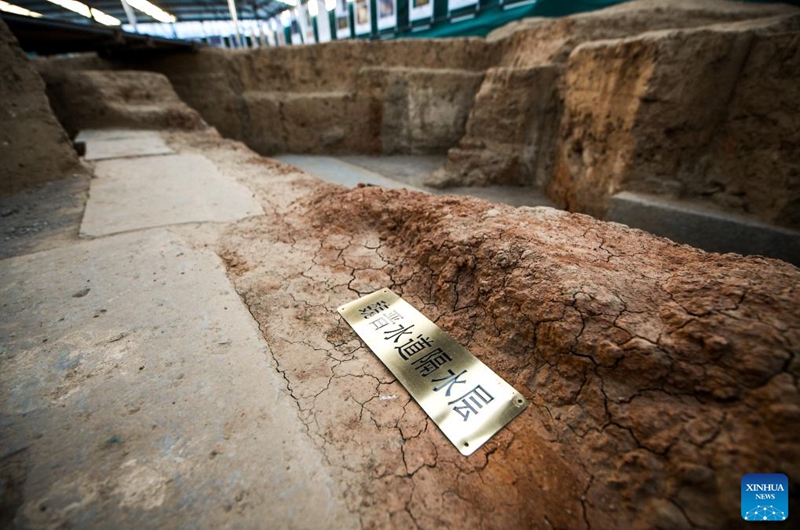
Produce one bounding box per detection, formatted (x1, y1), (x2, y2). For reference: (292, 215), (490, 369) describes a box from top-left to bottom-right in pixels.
(156, 129), (800, 530)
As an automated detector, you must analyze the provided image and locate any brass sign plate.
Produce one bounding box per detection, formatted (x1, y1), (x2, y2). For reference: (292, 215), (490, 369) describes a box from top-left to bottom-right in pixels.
(338, 289), (529, 456)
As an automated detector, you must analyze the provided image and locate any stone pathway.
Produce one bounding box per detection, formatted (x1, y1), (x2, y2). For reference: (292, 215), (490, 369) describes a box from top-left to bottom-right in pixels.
(608, 191), (800, 266)
(0, 130), (354, 529)
(277, 154), (558, 208)
(79, 130), (175, 161)
(82, 152), (262, 237)
(274, 154), (414, 190)
(0, 174), (89, 261)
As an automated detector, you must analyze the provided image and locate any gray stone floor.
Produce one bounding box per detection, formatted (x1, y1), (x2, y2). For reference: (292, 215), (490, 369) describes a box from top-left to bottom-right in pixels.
(274, 155), (414, 190)
(277, 154), (558, 208)
(608, 192), (800, 266)
(0, 229), (352, 529)
(82, 153), (263, 237)
(0, 130), (355, 529)
(0, 173), (89, 261)
(82, 131), (174, 161)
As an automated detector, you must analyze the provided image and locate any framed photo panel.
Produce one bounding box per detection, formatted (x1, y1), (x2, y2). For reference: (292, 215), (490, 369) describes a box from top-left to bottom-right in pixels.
(335, 0), (351, 39)
(448, 0), (478, 11)
(297, 5), (315, 44)
(377, 0), (396, 31)
(409, 0), (433, 22)
(290, 14), (303, 45)
(354, 0), (371, 36)
(316, 0), (332, 42)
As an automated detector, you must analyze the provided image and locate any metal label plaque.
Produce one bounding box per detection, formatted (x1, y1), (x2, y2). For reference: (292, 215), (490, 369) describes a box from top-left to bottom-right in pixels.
(338, 288), (529, 456)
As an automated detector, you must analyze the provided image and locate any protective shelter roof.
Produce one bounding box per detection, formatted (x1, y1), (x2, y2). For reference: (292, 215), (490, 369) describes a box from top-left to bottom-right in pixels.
(10, 0), (287, 24)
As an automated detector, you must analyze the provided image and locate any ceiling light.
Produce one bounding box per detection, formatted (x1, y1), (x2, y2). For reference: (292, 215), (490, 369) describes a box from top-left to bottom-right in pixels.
(0, 0), (42, 17)
(125, 0), (176, 23)
(90, 7), (120, 26)
(44, 0), (121, 26)
(47, 0), (90, 18)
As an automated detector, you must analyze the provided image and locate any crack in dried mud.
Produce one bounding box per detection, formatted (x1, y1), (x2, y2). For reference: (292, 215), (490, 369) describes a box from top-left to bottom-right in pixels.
(163, 131), (800, 530)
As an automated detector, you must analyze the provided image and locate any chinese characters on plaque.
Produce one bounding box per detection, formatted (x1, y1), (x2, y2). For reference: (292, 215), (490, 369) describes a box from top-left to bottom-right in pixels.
(339, 289), (528, 455)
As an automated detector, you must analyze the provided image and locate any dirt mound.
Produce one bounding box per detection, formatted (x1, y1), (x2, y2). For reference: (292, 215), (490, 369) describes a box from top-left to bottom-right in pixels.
(212, 155), (799, 529)
(41, 69), (205, 135)
(0, 18), (81, 196)
(310, 186), (799, 528)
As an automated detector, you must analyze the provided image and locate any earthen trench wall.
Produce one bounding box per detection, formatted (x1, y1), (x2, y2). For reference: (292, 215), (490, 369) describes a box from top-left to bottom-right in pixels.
(0, 18), (81, 196)
(35, 0), (800, 228)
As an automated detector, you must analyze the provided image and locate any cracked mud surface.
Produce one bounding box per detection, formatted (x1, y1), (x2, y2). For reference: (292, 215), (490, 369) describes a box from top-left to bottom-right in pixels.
(164, 130), (799, 530)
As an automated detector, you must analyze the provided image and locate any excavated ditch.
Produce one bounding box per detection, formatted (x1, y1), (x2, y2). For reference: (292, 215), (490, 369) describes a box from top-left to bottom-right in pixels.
(2, 65), (797, 525)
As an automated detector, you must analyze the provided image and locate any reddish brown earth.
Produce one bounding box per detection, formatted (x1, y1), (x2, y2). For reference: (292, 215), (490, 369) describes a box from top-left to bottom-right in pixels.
(6, 0), (798, 523)
(178, 124), (800, 529)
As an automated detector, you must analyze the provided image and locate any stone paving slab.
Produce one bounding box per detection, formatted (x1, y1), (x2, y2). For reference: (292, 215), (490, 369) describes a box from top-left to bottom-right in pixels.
(274, 154), (416, 190)
(608, 191), (800, 265)
(75, 129), (160, 143)
(80, 153), (263, 237)
(0, 229), (355, 530)
(83, 132), (174, 161)
(285, 154), (557, 208)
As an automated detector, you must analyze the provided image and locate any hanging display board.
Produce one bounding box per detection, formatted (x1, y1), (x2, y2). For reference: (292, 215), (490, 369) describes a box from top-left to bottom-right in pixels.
(376, 0), (396, 31)
(409, 0), (433, 22)
(316, 0), (332, 42)
(448, 0), (478, 11)
(335, 0), (351, 39)
(274, 17), (286, 46)
(290, 14), (303, 45)
(339, 289), (529, 456)
(271, 17), (286, 46)
(354, 0), (371, 36)
(298, 4), (316, 43)
(265, 24), (276, 46)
